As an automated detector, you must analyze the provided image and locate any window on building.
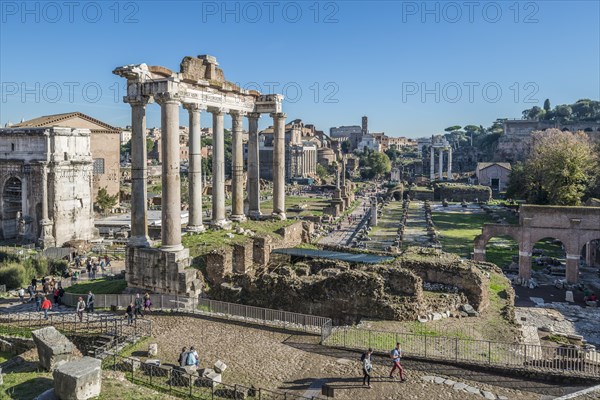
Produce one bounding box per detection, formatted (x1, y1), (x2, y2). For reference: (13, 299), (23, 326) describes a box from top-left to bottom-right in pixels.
(93, 158), (105, 175)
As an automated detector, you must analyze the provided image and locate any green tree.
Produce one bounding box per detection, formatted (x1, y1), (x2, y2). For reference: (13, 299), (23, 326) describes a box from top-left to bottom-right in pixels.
(96, 187), (118, 213)
(508, 129), (599, 205)
(367, 151), (392, 178)
(316, 164), (329, 180)
(146, 138), (155, 153)
(543, 98), (551, 112)
(341, 140), (352, 154)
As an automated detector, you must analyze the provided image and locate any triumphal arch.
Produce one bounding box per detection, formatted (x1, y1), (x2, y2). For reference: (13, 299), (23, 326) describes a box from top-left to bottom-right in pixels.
(113, 55), (286, 296)
(474, 205), (600, 284)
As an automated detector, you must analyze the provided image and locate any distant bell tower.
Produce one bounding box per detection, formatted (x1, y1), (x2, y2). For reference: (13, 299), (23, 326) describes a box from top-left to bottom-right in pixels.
(361, 116), (368, 135)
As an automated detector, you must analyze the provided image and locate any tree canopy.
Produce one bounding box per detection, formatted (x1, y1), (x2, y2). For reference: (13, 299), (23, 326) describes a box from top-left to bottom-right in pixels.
(505, 129), (599, 205)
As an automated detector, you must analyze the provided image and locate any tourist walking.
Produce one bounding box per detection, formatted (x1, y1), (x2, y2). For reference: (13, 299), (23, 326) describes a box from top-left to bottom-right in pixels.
(186, 346), (198, 367)
(58, 285), (65, 306)
(27, 284), (35, 302)
(143, 292), (152, 312)
(126, 303), (134, 325)
(35, 291), (44, 311)
(76, 296), (86, 322)
(361, 348), (373, 388)
(91, 262), (97, 280)
(41, 296), (52, 319)
(86, 259), (92, 277)
(18, 287), (25, 303)
(53, 287), (60, 305)
(178, 347), (188, 367)
(87, 291), (95, 313)
(389, 342), (406, 381)
(134, 293), (144, 318)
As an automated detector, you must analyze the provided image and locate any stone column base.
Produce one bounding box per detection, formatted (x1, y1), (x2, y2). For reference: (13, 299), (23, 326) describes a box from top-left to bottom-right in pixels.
(160, 243), (184, 252)
(39, 220), (55, 249)
(271, 212), (286, 221)
(186, 225), (206, 234)
(125, 246), (202, 297)
(247, 210), (262, 220)
(128, 235), (151, 248)
(230, 214), (247, 223)
(211, 219), (232, 230)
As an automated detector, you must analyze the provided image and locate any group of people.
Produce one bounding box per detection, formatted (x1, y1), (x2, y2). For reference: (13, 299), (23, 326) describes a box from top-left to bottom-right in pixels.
(360, 342), (406, 389)
(178, 346), (199, 368)
(125, 293), (152, 324)
(74, 291), (96, 321)
(74, 255), (111, 280)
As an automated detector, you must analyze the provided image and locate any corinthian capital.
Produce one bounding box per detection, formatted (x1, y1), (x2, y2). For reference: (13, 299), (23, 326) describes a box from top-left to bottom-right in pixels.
(270, 112), (287, 120)
(183, 103), (207, 112)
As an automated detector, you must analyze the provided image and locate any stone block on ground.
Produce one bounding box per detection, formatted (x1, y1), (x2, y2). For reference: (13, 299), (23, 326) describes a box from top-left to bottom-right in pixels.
(202, 368), (222, 388)
(171, 366), (198, 386)
(53, 356), (102, 400)
(421, 375), (435, 382)
(565, 291), (574, 303)
(122, 357), (141, 372)
(148, 343), (158, 356)
(453, 382), (467, 391)
(481, 390), (496, 399)
(465, 386), (480, 395)
(433, 376), (445, 384)
(213, 360), (227, 374)
(32, 326), (76, 371)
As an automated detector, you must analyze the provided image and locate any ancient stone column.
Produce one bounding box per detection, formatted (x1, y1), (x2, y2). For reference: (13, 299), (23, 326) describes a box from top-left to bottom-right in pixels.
(429, 146), (435, 181)
(156, 92), (183, 251)
(128, 97), (151, 247)
(184, 103), (205, 232)
(270, 112), (286, 220)
(210, 108), (229, 228)
(447, 147), (452, 181)
(438, 148), (444, 180)
(230, 111), (246, 222)
(39, 162), (55, 248)
(247, 113), (261, 219)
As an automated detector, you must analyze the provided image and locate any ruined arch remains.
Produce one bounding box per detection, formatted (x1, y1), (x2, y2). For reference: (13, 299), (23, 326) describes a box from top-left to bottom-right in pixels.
(474, 205), (600, 284)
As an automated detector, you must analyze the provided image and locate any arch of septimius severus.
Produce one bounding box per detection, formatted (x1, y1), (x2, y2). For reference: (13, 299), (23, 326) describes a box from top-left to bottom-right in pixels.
(113, 55), (286, 295)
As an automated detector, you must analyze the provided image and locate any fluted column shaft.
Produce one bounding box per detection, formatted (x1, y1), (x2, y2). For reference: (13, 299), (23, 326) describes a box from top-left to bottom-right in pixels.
(211, 109), (228, 227)
(230, 111), (246, 222)
(271, 112), (287, 219)
(430, 147), (435, 180)
(438, 148), (444, 180)
(185, 104), (205, 232)
(447, 147), (452, 180)
(247, 113), (261, 219)
(129, 98), (150, 247)
(157, 94), (183, 251)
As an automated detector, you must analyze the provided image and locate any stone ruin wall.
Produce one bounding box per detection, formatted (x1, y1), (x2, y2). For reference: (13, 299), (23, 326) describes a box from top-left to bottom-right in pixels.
(205, 249), (498, 324)
(434, 184), (492, 202)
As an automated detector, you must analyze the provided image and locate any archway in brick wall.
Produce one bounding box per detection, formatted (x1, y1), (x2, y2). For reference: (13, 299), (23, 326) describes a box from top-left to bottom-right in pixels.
(531, 237), (567, 279)
(1, 177), (22, 240)
(484, 235), (519, 270)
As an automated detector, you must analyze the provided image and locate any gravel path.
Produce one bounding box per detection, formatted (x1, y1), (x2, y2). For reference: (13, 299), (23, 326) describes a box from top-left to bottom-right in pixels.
(145, 314), (584, 399)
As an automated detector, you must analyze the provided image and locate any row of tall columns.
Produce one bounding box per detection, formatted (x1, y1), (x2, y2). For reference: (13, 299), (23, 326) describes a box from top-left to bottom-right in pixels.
(429, 147), (452, 181)
(247, 113), (261, 218)
(129, 98), (150, 247)
(185, 104), (205, 232)
(127, 98), (287, 251)
(230, 111), (245, 222)
(271, 112), (287, 220)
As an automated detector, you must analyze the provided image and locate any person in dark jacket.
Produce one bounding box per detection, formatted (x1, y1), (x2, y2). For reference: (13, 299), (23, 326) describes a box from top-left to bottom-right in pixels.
(178, 347), (188, 367)
(126, 303), (134, 325)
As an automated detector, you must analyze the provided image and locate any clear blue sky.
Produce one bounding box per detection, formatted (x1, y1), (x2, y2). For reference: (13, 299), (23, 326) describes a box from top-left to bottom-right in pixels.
(1, 0), (599, 137)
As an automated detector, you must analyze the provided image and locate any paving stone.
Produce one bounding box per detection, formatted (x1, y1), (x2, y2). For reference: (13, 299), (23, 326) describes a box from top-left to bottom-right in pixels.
(443, 379), (456, 386)
(481, 390), (496, 399)
(453, 382), (467, 390)
(421, 375), (436, 382)
(465, 386), (481, 395)
(433, 376), (445, 384)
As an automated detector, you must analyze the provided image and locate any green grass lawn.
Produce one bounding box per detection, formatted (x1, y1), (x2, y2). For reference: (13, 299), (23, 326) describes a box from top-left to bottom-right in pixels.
(486, 236), (519, 268)
(64, 278), (127, 294)
(431, 212), (493, 258)
(0, 325), (33, 338)
(0, 371), (53, 400)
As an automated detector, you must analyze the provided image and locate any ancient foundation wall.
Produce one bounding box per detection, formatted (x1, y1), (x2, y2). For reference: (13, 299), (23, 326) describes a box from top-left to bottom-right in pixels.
(434, 184), (492, 202)
(126, 247), (202, 296)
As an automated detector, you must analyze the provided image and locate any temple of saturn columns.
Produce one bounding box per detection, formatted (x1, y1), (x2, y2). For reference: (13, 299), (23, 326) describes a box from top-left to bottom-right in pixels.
(113, 55), (286, 295)
(429, 136), (452, 181)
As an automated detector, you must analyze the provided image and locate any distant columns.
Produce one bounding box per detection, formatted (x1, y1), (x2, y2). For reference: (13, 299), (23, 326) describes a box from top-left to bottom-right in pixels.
(447, 147), (452, 180)
(210, 108), (229, 228)
(230, 110), (246, 222)
(247, 112), (261, 219)
(184, 103), (205, 233)
(429, 147), (435, 181)
(128, 97), (151, 247)
(156, 92), (183, 252)
(438, 148), (443, 180)
(271, 112), (286, 220)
